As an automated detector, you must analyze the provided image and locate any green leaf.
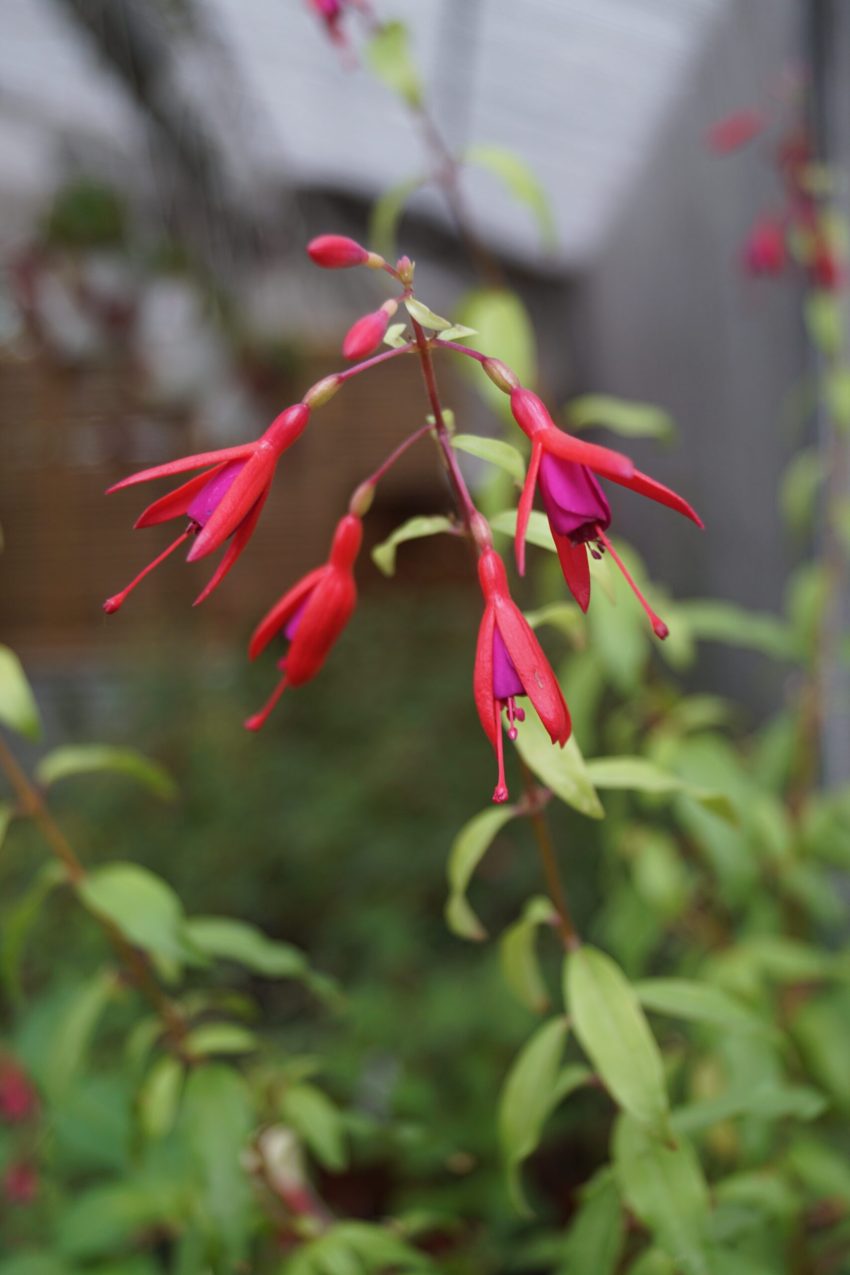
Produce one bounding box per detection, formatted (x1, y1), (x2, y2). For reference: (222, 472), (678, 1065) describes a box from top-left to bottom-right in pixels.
(634, 978), (770, 1036)
(828, 366), (850, 431)
(365, 21), (423, 106)
(371, 514), (454, 577)
(383, 321), (410, 348)
(41, 970), (116, 1100)
(451, 434), (525, 486)
(180, 1065), (254, 1263)
(491, 507), (555, 553)
(36, 745), (176, 799)
(436, 323), (479, 342)
(500, 896), (558, 1012)
(566, 395), (675, 442)
(445, 804), (518, 939)
(781, 448), (823, 534)
(138, 1054), (184, 1139)
(78, 862), (198, 966)
(185, 915), (307, 979)
(522, 602), (585, 643)
(57, 1176), (184, 1261)
(513, 711), (604, 819)
(0, 863), (64, 1003)
(0, 645), (40, 740)
(370, 175), (424, 258)
(404, 297), (452, 331)
(454, 288), (537, 415)
(281, 1083), (348, 1172)
(585, 756), (736, 822)
(498, 1016), (569, 1212)
(613, 1115), (711, 1275)
(464, 144), (556, 248)
(805, 292), (843, 355)
(0, 801), (12, 849)
(559, 1169), (625, 1275)
(675, 600), (796, 660)
(185, 1023), (258, 1057)
(672, 1083), (827, 1135)
(566, 946), (668, 1130)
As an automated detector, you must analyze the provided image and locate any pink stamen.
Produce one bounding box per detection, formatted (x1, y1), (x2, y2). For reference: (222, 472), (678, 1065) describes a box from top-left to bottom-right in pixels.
(596, 527), (669, 639)
(103, 528), (194, 614)
(492, 700), (509, 803)
(244, 674), (289, 732)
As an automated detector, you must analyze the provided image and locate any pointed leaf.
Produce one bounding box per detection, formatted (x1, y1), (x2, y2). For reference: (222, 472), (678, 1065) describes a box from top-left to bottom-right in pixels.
(383, 321), (411, 349)
(365, 21), (422, 106)
(445, 804), (518, 939)
(513, 711), (603, 819)
(465, 144), (556, 248)
(404, 297), (453, 331)
(371, 515), (454, 577)
(454, 288), (537, 416)
(36, 745), (176, 800)
(585, 756), (737, 823)
(138, 1054), (184, 1140)
(500, 896), (558, 1012)
(498, 1016), (569, 1212)
(281, 1083), (348, 1173)
(436, 323), (479, 342)
(566, 395), (675, 441)
(0, 645), (40, 740)
(78, 863), (199, 966)
(559, 1169), (625, 1275)
(634, 978), (772, 1036)
(452, 434), (525, 486)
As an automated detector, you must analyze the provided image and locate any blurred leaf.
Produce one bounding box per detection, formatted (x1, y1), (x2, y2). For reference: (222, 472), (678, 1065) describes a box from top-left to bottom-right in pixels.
(464, 144), (556, 247)
(404, 297), (452, 331)
(675, 601), (796, 660)
(805, 293), (842, 355)
(384, 321), (410, 348)
(0, 801), (12, 848)
(0, 1257), (75, 1275)
(138, 1054), (183, 1140)
(634, 978), (770, 1035)
(286, 1223), (433, 1275)
(452, 433), (525, 486)
(585, 756), (736, 822)
(514, 712), (604, 819)
(792, 992), (850, 1110)
(499, 1016), (569, 1213)
(558, 1169), (624, 1275)
(45, 178), (126, 249)
(672, 1083), (827, 1135)
(41, 969), (116, 1101)
(566, 396), (675, 442)
(366, 21), (423, 106)
(185, 915), (307, 979)
(370, 175), (424, 258)
(523, 602), (585, 644)
(437, 323), (479, 342)
(613, 1115), (710, 1275)
(500, 895), (558, 1012)
(445, 804), (518, 940)
(565, 946), (668, 1131)
(0, 645), (40, 740)
(781, 448), (823, 534)
(742, 936), (832, 982)
(36, 745), (176, 800)
(785, 1137), (850, 1202)
(491, 507), (554, 553)
(455, 288), (537, 414)
(623, 1251), (676, 1275)
(1, 862), (64, 1003)
(281, 1082), (348, 1172)
(827, 367), (850, 431)
(78, 863), (199, 966)
(372, 515), (454, 577)
(180, 1065), (254, 1263)
(57, 1176), (183, 1260)
(185, 1023), (258, 1057)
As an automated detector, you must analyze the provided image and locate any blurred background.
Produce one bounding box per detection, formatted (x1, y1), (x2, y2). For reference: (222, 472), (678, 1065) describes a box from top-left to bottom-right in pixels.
(2, 0), (850, 1255)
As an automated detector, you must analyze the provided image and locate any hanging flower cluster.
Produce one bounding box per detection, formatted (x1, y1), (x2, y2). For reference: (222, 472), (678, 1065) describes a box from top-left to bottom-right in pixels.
(105, 235), (701, 802)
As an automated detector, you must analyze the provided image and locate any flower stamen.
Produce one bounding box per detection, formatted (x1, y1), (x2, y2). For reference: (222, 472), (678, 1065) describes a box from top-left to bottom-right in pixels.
(595, 527), (669, 639)
(103, 528), (195, 614)
(244, 674), (290, 732)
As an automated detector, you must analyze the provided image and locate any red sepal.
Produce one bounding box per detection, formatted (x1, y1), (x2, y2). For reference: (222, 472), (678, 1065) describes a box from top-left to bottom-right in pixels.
(249, 567), (328, 660)
(493, 599), (571, 745)
(515, 441), (542, 577)
(106, 444), (255, 494)
(193, 488), (270, 607)
(606, 467), (703, 527)
(553, 535), (591, 611)
(134, 465), (229, 529)
(286, 569), (357, 686)
(473, 604), (498, 749)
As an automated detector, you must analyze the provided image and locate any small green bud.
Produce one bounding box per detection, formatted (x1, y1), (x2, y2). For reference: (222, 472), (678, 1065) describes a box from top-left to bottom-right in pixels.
(482, 358), (519, 393)
(349, 481), (375, 517)
(303, 374), (341, 409)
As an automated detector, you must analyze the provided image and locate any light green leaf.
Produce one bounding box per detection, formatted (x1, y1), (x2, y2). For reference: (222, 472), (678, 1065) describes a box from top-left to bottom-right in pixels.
(613, 1115), (710, 1275)
(523, 602), (585, 643)
(42, 969), (116, 1100)
(781, 448), (823, 534)
(672, 1083), (826, 1136)
(370, 175), (424, 258)
(436, 323), (479, 342)
(383, 321), (410, 349)
(828, 367), (850, 431)
(180, 1065), (254, 1263)
(499, 1016), (569, 1212)
(514, 712), (603, 819)
(491, 507), (555, 553)
(559, 1169), (625, 1275)
(445, 804), (518, 940)
(57, 1176), (184, 1261)
(365, 21), (423, 106)
(0, 801), (12, 849)
(454, 288), (537, 415)
(185, 915), (307, 979)
(138, 1054), (184, 1139)
(36, 745), (176, 799)
(78, 863), (199, 966)
(566, 395), (675, 442)
(281, 1083), (348, 1172)
(404, 297), (452, 331)
(1, 863), (64, 1002)
(585, 756), (737, 823)
(464, 144), (556, 248)
(499, 896), (558, 1012)
(0, 645), (40, 740)
(675, 600), (796, 660)
(451, 433), (525, 485)
(634, 978), (771, 1035)
(805, 292), (842, 355)
(566, 946), (668, 1130)
(185, 1023), (258, 1057)
(371, 515), (454, 577)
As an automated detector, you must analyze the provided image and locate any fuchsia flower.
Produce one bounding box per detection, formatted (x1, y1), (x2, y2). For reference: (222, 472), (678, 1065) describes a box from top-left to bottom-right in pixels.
(342, 301), (396, 360)
(475, 549), (571, 803)
(104, 404), (310, 611)
(245, 514), (363, 730)
(510, 387), (702, 636)
(743, 217), (787, 277)
(307, 235), (371, 269)
(0, 1060), (37, 1124)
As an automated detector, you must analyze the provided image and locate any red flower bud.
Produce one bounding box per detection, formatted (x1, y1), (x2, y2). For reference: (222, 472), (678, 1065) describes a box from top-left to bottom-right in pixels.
(307, 235), (369, 269)
(742, 217), (787, 278)
(342, 308), (391, 360)
(0, 1060), (37, 1124)
(3, 1162), (38, 1205)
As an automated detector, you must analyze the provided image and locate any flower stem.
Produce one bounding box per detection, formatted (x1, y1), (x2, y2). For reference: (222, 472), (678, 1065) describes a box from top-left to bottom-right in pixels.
(360, 421), (435, 491)
(0, 732), (192, 1059)
(335, 341), (416, 384)
(519, 759), (581, 951)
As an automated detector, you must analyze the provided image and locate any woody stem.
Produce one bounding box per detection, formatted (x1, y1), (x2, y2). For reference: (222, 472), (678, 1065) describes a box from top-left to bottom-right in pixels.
(0, 733), (191, 1059)
(519, 759), (581, 951)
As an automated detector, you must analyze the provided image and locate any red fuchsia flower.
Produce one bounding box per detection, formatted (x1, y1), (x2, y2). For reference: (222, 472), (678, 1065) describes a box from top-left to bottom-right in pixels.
(510, 387), (702, 636)
(308, 0), (345, 42)
(245, 514), (363, 730)
(475, 548), (571, 803)
(0, 1060), (37, 1124)
(342, 300), (397, 360)
(3, 1162), (38, 1206)
(307, 235), (371, 269)
(707, 109), (765, 154)
(104, 404), (310, 612)
(742, 216), (787, 277)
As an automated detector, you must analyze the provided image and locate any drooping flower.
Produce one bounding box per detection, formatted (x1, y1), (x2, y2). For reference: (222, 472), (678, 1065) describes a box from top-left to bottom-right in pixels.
(510, 387), (702, 636)
(104, 403), (310, 611)
(245, 514), (362, 730)
(475, 548), (570, 803)
(742, 216), (787, 277)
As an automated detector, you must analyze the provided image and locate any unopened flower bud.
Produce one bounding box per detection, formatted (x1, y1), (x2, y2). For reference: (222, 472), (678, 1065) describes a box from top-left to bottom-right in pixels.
(395, 255), (415, 285)
(349, 480), (375, 517)
(342, 300), (397, 361)
(482, 358), (519, 393)
(303, 374), (341, 408)
(307, 235), (370, 269)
